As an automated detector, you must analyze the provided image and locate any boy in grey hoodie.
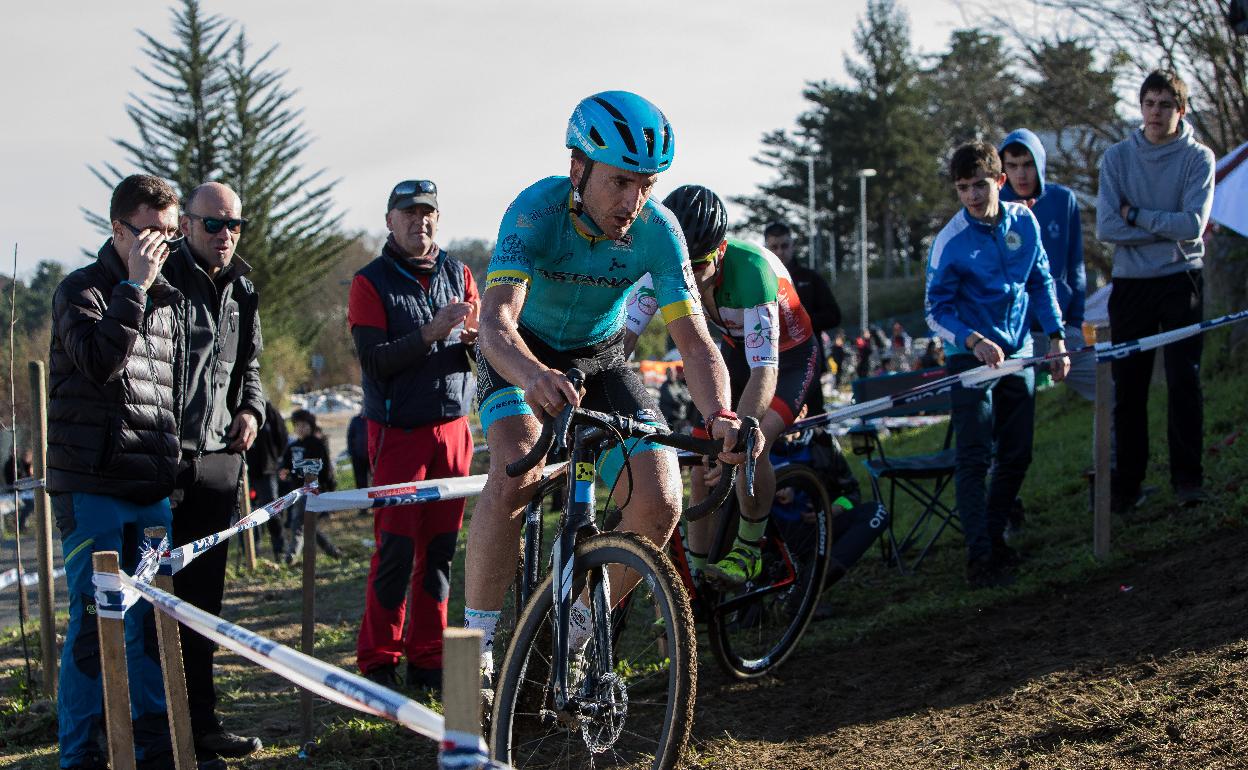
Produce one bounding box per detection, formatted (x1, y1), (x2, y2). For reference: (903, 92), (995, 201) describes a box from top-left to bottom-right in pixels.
(1095, 69), (1215, 511)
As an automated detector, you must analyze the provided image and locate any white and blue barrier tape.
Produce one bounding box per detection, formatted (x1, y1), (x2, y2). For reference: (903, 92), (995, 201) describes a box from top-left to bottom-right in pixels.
(0, 565), (65, 592)
(161, 483), (316, 574)
(307, 462), (566, 515)
(94, 567), (507, 768)
(789, 306), (1248, 435)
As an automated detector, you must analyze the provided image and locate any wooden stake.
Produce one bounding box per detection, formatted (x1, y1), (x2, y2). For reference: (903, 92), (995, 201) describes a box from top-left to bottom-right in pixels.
(299, 471), (318, 747)
(240, 472), (257, 571)
(1093, 325), (1112, 559)
(144, 527), (195, 770)
(93, 551), (136, 770)
(443, 628), (483, 752)
(28, 360), (57, 698)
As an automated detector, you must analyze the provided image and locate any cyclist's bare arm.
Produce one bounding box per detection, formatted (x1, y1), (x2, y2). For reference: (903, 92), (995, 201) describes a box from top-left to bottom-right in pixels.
(738, 365), (778, 424)
(622, 329), (640, 360)
(666, 313), (748, 463)
(479, 283), (580, 416)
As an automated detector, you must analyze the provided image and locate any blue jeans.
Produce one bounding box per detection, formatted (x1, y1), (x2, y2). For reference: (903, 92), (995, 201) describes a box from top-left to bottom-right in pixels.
(948, 354), (1036, 564)
(55, 493), (173, 767)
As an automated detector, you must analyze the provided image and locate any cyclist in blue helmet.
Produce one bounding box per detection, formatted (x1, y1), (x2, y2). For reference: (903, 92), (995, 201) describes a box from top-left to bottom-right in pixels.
(463, 91), (758, 680)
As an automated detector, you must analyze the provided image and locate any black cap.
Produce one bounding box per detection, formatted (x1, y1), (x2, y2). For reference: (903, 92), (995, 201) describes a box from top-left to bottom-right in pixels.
(388, 179), (438, 212)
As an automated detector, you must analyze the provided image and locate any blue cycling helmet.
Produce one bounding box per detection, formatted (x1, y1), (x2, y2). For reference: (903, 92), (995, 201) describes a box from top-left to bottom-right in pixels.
(566, 91), (675, 174)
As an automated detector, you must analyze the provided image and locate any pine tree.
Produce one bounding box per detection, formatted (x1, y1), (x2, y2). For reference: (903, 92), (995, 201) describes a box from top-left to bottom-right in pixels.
(87, 0), (347, 341)
(218, 30), (347, 340)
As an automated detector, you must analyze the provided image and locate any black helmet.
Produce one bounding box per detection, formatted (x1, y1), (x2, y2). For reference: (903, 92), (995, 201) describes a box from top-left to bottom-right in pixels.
(661, 185), (727, 260)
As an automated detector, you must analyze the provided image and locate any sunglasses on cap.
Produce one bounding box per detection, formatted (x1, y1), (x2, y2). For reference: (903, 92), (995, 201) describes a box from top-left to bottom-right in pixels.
(392, 179), (437, 197)
(118, 220), (184, 248)
(186, 213), (248, 235)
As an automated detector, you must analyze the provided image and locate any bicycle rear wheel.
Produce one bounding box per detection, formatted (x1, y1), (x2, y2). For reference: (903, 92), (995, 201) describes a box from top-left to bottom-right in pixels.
(490, 532), (696, 769)
(707, 462), (831, 679)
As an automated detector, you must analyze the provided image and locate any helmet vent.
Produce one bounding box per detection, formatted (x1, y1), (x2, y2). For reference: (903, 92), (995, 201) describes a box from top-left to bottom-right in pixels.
(642, 128), (656, 158)
(661, 124), (672, 155)
(588, 127), (607, 148)
(614, 121), (638, 154)
(593, 96), (627, 121)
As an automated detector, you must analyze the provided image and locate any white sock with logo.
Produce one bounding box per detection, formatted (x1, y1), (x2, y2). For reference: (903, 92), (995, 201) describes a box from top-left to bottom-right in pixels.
(465, 607), (501, 674)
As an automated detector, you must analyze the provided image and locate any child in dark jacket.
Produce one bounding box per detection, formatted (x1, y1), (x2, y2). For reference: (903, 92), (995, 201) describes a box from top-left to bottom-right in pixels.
(279, 409), (342, 562)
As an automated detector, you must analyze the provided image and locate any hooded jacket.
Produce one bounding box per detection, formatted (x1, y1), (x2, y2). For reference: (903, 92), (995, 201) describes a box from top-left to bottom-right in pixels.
(1095, 120), (1216, 279)
(925, 202), (1064, 358)
(47, 242), (183, 504)
(998, 129), (1087, 327)
(162, 242), (265, 457)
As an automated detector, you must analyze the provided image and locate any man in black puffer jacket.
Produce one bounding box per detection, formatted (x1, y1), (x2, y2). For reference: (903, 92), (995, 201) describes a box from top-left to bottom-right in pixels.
(48, 174), (184, 770)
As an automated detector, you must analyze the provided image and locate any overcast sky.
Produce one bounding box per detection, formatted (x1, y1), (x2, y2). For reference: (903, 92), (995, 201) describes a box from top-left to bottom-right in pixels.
(0, 0), (973, 278)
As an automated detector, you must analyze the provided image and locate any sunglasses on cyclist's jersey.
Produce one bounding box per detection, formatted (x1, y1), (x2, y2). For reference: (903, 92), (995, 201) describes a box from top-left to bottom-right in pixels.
(186, 213), (248, 235)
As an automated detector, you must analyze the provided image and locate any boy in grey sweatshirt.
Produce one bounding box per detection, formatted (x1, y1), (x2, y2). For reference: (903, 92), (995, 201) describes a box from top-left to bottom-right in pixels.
(1095, 69), (1215, 512)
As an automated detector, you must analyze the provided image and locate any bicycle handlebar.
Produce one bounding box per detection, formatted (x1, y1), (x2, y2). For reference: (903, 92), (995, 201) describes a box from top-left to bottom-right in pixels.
(504, 369), (760, 522)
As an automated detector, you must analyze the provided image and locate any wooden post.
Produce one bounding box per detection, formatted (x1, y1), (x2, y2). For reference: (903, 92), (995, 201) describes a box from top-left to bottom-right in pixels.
(144, 527), (196, 770)
(443, 629), (483, 755)
(29, 360), (57, 697)
(1093, 325), (1112, 559)
(93, 551), (136, 770)
(299, 470), (318, 747)
(240, 472), (257, 571)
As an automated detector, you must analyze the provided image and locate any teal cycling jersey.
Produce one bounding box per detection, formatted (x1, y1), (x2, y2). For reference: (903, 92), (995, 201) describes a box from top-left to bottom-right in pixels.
(485, 176), (702, 350)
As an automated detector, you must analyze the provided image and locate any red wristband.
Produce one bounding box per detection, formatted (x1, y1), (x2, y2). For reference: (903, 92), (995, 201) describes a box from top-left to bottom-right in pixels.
(704, 409), (738, 430)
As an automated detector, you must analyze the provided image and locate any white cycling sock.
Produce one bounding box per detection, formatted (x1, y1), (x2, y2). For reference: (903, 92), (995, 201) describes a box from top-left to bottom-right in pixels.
(465, 607), (501, 673)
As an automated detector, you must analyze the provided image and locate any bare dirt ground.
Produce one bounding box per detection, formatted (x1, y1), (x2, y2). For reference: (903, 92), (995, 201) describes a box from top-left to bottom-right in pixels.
(2, 510), (1244, 769)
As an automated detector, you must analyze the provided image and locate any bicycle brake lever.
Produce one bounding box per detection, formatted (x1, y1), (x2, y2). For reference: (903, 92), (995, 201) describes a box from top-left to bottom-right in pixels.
(741, 416), (760, 498)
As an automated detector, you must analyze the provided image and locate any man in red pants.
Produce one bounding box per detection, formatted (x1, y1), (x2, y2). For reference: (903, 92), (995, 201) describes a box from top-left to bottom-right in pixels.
(348, 179), (479, 690)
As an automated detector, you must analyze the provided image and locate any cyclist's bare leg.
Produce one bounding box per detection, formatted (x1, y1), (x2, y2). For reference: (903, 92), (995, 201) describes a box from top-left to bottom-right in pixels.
(688, 409), (786, 560)
(464, 413), (547, 612)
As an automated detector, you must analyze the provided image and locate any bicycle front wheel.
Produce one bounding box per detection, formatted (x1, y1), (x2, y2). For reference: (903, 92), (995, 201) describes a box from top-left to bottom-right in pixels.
(490, 531), (696, 769)
(707, 462), (832, 679)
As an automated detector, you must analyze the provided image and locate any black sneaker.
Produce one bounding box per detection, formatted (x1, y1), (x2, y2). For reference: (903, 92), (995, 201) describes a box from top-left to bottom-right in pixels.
(65, 753), (110, 770)
(194, 730), (262, 759)
(967, 556), (1015, 590)
(363, 663), (400, 688)
(1175, 484), (1208, 508)
(406, 664), (443, 692)
(991, 537), (1021, 570)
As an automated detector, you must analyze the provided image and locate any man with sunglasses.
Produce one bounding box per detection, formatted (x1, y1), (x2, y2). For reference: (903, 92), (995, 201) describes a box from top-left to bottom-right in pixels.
(624, 185), (820, 588)
(465, 92), (750, 682)
(161, 181), (266, 761)
(349, 179), (479, 692)
(49, 174), (184, 770)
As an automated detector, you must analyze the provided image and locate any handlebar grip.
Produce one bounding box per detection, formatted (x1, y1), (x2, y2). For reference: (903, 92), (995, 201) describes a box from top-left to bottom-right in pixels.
(504, 367), (586, 478)
(685, 463), (737, 522)
(506, 416), (556, 477)
(740, 416), (760, 497)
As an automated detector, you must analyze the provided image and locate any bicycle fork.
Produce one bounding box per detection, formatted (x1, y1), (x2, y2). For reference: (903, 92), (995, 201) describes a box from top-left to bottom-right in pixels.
(550, 427), (609, 711)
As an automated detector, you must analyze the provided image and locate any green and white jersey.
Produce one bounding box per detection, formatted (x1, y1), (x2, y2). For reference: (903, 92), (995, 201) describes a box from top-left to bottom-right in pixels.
(626, 239), (813, 368)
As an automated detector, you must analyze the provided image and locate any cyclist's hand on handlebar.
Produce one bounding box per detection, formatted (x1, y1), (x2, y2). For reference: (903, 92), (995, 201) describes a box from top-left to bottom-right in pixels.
(707, 415), (747, 465)
(701, 459), (723, 488)
(524, 368), (581, 418)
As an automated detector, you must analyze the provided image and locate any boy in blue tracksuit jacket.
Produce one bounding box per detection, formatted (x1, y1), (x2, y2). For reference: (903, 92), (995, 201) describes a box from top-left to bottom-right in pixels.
(998, 128), (1092, 401)
(925, 141), (1069, 588)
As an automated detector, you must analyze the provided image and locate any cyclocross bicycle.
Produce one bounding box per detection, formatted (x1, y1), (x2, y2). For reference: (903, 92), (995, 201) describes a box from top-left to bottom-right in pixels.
(489, 369), (757, 770)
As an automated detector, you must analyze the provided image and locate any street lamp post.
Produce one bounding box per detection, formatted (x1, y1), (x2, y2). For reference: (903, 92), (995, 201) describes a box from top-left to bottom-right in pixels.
(805, 156), (817, 272)
(857, 168), (877, 335)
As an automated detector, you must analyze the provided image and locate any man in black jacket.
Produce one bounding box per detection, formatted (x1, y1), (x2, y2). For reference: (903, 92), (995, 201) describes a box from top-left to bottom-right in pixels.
(49, 174), (183, 770)
(163, 181), (266, 760)
(764, 221), (842, 414)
